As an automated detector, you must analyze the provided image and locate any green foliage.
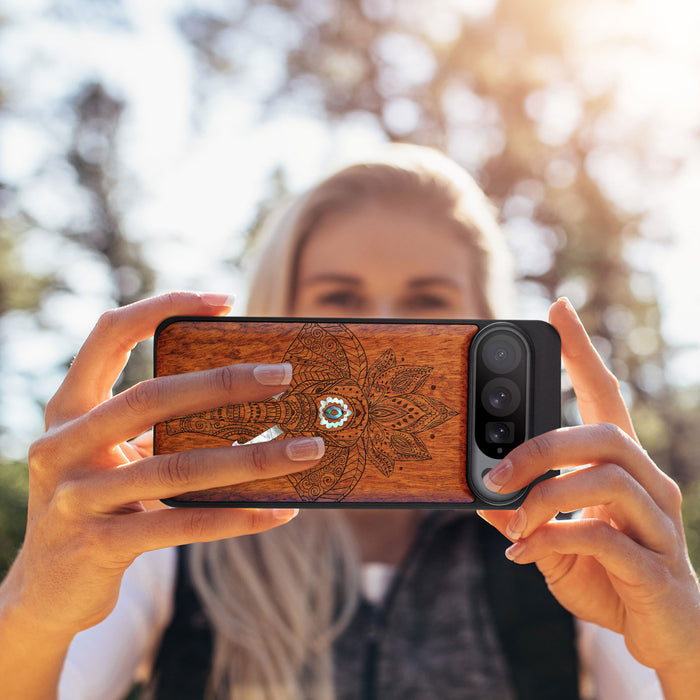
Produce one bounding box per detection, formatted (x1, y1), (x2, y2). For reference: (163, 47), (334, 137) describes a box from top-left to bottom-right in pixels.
(682, 478), (700, 572)
(0, 460), (28, 577)
(0, 225), (54, 316)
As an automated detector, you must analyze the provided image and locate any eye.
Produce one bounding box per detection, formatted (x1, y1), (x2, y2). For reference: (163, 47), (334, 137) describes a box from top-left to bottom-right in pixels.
(402, 294), (452, 311)
(315, 290), (366, 312)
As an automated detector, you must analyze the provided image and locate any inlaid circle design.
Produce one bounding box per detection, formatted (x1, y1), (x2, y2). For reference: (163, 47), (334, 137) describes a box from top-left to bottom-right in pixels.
(318, 396), (352, 429)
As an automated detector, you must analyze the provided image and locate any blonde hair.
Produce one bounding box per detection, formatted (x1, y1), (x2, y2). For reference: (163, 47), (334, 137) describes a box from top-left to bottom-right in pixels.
(189, 512), (359, 700)
(189, 144), (514, 699)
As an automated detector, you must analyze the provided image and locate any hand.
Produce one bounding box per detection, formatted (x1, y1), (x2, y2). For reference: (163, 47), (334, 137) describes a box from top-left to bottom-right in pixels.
(478, 298), (700, 692)
(3, 292), (324, 640)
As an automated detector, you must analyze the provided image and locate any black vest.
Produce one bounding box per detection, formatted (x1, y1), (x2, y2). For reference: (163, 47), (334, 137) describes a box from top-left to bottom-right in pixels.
(148, 514), (579, 699)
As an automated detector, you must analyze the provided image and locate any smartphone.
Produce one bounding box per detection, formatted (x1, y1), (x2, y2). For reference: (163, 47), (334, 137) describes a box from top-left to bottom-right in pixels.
(153, 317), (560, 509)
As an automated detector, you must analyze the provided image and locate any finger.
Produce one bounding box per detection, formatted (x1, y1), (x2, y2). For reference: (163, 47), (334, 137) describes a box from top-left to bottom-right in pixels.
(108, 506), (300, 557)
(67, 361), (293, 453)
(83, 436), (325, 508)
(127, 430), (153, 459)
(476, 509), (516, 539)
(47, 292), (234, 424)
(483, 423), (681, 514)
(548, 298), (636, 439)
(119, 441), (143, 462)
(504, 464), (676, 554)
(503, 518), (663, 587)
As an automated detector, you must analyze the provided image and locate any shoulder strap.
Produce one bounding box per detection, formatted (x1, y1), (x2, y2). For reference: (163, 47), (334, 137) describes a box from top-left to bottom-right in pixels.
(146, 546), (212, 700)
(477, 516), (580, 700)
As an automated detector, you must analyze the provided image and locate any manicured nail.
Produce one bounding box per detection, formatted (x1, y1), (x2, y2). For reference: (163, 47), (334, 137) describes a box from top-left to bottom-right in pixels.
(557, 296), (578, 319)
(273, 508), (299, 521)
(505, 541), (527, 561)
(286, 437), (325, 461)
(254, 363), (293, 386)
(199, 293), (236, 308)
(483, 460), (512, 493)
(506, 509), (527, 540)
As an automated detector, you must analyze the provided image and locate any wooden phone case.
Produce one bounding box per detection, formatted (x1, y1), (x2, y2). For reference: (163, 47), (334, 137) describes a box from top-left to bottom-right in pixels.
(155, 318), (479, 507)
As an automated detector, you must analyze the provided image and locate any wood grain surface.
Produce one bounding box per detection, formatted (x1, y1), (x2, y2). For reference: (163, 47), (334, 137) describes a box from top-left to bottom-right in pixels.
(154, 319), (478, 505)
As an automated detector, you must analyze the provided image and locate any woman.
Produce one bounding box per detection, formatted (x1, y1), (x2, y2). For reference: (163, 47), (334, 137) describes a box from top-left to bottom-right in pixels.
(0, 146), (697, 699)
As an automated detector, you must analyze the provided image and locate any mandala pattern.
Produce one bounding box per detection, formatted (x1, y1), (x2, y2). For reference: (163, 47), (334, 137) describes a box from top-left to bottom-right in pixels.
(165, 323), (458, 501)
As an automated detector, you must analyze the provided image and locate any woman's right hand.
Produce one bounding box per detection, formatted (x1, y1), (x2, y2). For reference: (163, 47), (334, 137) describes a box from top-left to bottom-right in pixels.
(1, 292), (324, 642)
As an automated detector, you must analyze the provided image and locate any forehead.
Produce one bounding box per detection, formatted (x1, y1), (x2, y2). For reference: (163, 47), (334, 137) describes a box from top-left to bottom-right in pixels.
(298, 203), (472, 279)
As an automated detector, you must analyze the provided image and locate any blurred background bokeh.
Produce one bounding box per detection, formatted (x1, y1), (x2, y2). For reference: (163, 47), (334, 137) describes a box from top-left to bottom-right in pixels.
(1, 0), (699, 575)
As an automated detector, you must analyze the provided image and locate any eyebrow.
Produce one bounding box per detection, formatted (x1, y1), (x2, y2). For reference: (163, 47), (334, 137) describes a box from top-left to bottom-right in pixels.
(407, 277), (462, 290)
(301, 274), (362, 286)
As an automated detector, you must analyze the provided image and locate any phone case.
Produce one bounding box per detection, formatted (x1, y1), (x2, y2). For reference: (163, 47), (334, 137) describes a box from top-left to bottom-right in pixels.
(154, 317), (560, 509)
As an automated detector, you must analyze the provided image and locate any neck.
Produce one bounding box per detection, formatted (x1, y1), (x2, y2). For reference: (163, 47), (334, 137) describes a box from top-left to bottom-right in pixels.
(342, 510), (423, 565)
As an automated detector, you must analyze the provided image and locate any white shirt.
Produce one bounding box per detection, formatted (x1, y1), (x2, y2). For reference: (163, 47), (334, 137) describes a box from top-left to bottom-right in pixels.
(59, 548), (663, 700)
(59, 548), (176, 700)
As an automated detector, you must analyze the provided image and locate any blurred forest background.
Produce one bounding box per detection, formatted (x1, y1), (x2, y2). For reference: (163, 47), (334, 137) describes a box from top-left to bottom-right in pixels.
(1, 0), (700, 574)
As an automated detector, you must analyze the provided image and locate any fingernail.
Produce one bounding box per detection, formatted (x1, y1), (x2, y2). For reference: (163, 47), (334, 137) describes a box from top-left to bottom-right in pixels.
(286, 436), (325, 461)
(505, 541), (527, 561)
(483, 460), (512, 493)
(254, 363), (293, 386)
(506, 509), (527, 540)
(273, 508), (299, 521)
(199, 293), (236, 308)
(557, 296), (578, 319)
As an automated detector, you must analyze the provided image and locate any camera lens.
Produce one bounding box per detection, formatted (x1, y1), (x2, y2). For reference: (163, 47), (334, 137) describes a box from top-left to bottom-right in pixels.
(481, 378), (521, 417)
(486, 421), (514, 444)
(489, 387), (510, 411)
(482, 334), (523, 374)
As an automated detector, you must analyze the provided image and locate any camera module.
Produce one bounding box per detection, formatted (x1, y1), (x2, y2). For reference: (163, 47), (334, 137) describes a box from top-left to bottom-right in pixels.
(470, 323), (531, 463)
(467, 320), (560, 507)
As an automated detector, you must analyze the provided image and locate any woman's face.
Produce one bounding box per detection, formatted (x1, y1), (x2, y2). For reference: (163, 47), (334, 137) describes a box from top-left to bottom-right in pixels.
(292, 202), (485, 319)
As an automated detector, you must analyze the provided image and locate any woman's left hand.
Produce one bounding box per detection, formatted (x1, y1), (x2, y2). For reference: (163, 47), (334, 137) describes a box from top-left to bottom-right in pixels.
(478, 298), (700, 696)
